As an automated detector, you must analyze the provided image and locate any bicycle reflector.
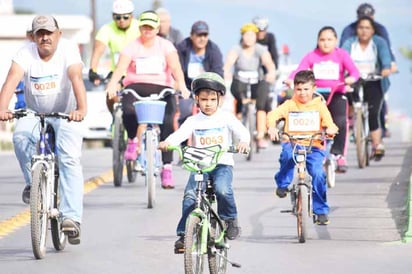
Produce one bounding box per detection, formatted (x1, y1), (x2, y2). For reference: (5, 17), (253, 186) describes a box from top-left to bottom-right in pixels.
(296, 154), (305, 163)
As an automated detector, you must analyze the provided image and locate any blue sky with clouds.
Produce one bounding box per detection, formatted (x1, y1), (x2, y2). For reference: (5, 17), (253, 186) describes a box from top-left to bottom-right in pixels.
(13, 0), (412, 116)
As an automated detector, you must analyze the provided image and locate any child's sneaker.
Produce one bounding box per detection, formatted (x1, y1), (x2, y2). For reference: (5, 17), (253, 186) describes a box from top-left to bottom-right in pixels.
(124, 138), (138, 161)
(161, 164), (174, 189)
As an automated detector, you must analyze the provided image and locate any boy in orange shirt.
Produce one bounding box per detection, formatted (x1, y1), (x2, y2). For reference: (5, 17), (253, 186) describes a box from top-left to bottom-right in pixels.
(267, 70), (338, 225)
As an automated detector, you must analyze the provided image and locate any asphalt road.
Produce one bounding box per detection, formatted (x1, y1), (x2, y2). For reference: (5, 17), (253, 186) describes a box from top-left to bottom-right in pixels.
(0, 131), (411, 273)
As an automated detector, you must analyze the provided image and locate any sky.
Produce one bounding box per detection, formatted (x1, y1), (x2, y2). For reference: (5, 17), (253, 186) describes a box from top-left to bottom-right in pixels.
(11, 0), (412, 116)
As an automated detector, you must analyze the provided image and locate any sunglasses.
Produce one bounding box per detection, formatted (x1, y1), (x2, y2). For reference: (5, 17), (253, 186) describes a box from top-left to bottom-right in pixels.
(114, 14), (131, 21)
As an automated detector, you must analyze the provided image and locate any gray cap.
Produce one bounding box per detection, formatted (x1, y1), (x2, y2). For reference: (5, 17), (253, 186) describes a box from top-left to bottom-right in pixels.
(32, 15), (59, 34)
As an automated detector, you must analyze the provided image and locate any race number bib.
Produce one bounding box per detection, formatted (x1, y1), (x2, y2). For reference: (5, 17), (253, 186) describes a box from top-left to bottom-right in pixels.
(288, 111), (320, 132)
(135, 56), (165, 74)
(188, 63), (204, 79)
(313, 62), (339, 80)
(29, 75), (60, 96)
(194, 128), (225, 147)
(237, 71), (259, 84)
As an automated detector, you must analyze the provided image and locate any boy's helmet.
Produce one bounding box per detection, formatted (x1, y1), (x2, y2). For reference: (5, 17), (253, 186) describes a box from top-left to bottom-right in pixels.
(357, 3), (375, 18)
(252, 16), (269, 31)
(112, 0), (135, 14)
(191, 72), (226, 96)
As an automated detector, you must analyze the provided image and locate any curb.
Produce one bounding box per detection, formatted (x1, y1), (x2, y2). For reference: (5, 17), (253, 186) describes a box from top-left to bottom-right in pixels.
(402, 173), (412, 242)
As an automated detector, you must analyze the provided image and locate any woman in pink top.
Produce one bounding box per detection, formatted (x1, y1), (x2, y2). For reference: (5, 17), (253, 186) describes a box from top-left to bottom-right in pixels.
(106, 10), (189, 188)
(285, 26), (359, 172)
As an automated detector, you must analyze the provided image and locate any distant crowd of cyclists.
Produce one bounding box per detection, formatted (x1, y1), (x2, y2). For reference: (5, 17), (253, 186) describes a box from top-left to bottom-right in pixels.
(0, 0), (397, 251)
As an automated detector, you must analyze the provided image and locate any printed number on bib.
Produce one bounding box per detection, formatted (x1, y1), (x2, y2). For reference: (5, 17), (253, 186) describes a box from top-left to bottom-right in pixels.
(313, 62), (339, 80)
(135, 56), (164, 74)
(30, 75), (60, 96)
(194, 128), (225, 147)
(288, 111), (320, 132)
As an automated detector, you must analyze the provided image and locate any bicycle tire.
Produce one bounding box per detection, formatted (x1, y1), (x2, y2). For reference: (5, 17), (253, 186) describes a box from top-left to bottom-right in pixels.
(355, 109), (367, 168)
(145, 130), (156, 209)
(126, 160), (137, 183)
(296, 184), (309, 243)
(208, 218), (227, 274)
(184, 215), (205, 274)
(50, 160), (67, 251)
(325, 159), (336, 188)
(30, 163), (49, 259)
(244, 104), (254, 161)
(113, 107), (126, 187)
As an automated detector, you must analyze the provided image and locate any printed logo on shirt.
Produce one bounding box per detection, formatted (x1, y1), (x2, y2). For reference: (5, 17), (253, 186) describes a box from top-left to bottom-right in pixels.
(288, 111), (320, 132)
(29, 74), (60, 96)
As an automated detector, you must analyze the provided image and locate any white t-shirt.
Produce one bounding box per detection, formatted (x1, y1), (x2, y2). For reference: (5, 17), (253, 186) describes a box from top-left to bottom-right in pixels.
(165, 109), (250, 166)
(13, 38), (83, 113)
(350, 39), (377, 75)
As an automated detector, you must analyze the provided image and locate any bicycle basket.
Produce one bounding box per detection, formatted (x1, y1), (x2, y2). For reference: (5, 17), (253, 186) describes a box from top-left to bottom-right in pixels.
(182, 145), (221, 172)
(133, 101), (167, 124)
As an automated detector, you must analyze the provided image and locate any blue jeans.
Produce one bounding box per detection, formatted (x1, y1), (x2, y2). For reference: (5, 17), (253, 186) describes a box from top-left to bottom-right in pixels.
(13, 116), (84, 223)
(274, 142), (329, 215)
(176, 165), (237, 236)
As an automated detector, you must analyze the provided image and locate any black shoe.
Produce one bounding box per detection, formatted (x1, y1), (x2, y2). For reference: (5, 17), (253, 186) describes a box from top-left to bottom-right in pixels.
(275, 188), (287, 198)
(316, 214), (330, 225)
(225, 219), (240, 240)
(174, 235), (185, 254)
(22, 185), (30, 204)
(62, 219), (81, 245)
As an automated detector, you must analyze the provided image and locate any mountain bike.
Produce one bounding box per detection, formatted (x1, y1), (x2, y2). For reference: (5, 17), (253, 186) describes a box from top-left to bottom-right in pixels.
(279, 131), (330, 243)
(13, 109), (68, 259)
(237, 71), (259, 161)
(168, 145), (242, 274)
(122, 88), (175, 208)
(351, 74), (383, 168)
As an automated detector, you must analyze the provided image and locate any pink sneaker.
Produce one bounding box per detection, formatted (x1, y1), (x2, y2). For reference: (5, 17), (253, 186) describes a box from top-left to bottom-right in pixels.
(124, 138), (138, 161)
(335, 155), (348, 173)
(161, 164), (174, 189)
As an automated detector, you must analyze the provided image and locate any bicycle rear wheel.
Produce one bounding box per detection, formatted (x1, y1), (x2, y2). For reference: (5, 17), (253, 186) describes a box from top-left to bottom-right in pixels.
(30, 163), (49, 259)
(208, 218), (227, 274)
(355, 109), (367, 168)
(145, 130), (156, 209)
(325, 158), (336, 188)
(296, 184), (309, 243)
(126, 160), (137, 183)
(113, 107), (126, 187)
(50, 161), (67, 251)
(243, 104), (255, 161)
(184, 215), (205, 274)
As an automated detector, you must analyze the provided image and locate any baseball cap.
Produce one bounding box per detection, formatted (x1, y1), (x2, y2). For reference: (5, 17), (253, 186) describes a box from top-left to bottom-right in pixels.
(138, 10), (160, 28)
(112, 0), (134, 14)
(32, 15), (59, 34)
(191, 21), (209, 35)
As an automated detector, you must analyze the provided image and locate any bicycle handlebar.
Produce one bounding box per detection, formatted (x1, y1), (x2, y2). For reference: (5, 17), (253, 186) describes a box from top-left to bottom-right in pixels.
(359, 73), (384, 81)
(121, 88), (176, 101)
(12, 109), (70, 120)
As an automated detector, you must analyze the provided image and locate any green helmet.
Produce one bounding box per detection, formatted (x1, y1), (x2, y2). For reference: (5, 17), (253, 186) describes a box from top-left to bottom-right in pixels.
(191, 72), (226, 96)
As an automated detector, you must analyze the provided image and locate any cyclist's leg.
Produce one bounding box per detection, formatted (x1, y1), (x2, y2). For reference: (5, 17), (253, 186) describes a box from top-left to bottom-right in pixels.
(274, 143), (295, 190)
(121, 85), (139, 160)
(176, 173), (197, 236)
(364, 81), (384, 153)
(254, 80), (270, 147)
(211, 165), (237, 219)
(53, 118), (84, 225)
(230, 79), (245, 119)
(328, 93), (349, 172)
(12, 116), (39, 195)
(306, 148), (329, 215)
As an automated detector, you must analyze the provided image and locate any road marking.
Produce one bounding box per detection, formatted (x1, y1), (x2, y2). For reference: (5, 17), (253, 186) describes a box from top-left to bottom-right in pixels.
(0, 170), (113, 239)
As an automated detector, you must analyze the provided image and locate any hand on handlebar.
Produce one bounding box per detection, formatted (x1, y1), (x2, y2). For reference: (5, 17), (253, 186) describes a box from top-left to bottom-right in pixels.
(268, 126), (280, 142)
(69, 110), (86, 122)
(236, 141), (250, 154)
(158, 141), (170, 151)
(0, 109), (13, 121)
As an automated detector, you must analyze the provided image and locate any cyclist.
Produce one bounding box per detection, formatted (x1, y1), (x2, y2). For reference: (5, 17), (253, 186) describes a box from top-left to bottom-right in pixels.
(284, 26), (359, 173)
(158, 72), (250, 251)
(105, 10), (190, 189)
(223, 22), (276, 149)
(155, 7), (183, 46)
(267, 70), (338, 225)
(176, 20), (224, 126)
(0, 15), (87, 244)
(341, 16), (392, 160)
(340, 3), (397, 138)
(89, 0), (139, 112)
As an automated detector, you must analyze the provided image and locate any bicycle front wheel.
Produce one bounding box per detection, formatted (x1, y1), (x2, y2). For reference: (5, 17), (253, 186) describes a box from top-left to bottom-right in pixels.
(30, 163), (49, 259)
(243, 104), (255, 161)
(355, 109), (367, 168)
(50, 161), (67, 251)
(145, 130), (156, 209)
(112, 107), (126, 187)
(184, 215), (205, 274)
(208, 218), (227, 274)
(325, 158), (336, 188)
(296, 184), (309, 243)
